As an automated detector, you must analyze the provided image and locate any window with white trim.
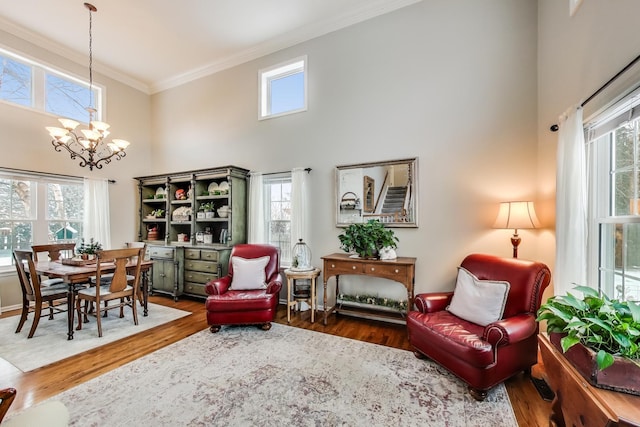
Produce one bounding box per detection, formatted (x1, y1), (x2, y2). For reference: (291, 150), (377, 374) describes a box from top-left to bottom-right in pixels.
(0, 47), (102, 123)
(263, 174), (292, 264)
(0, 169), (84, 270)
(587, 95), (640, 301)
(259, 56), (307, 120)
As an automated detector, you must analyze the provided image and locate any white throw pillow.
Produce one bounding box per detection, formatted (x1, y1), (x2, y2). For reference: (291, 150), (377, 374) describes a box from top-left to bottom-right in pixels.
(230, 256), (270, 290)
(447, 266), (510, 326)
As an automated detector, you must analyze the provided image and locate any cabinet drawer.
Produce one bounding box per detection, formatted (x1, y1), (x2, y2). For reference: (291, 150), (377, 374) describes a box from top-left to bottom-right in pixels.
(149, 247), (174, 259)
(184, 249), (200, 260)
(184, 282), (208, 297)
(184, 260), (217, 273)
(325, 261), (364, 276)
(200, 250), (219, 262)
(184, 271), (217, 284)
(363, 263), (408, 281)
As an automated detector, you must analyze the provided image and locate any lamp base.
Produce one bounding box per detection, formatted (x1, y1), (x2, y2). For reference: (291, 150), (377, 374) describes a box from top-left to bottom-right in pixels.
(511, 233), (521, 258)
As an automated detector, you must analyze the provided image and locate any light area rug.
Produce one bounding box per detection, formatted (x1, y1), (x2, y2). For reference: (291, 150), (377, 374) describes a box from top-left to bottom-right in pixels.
(0, 303), (190, 372)
(29, 323), (517, 426)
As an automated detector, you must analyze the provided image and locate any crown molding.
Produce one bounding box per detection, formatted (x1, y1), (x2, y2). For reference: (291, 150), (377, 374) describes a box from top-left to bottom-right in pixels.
(150, 0), (422, 94)
(0, 15), (151, 94)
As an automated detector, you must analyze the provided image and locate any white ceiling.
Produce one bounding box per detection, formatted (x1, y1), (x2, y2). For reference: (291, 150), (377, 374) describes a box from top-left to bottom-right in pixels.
(0, 0), (421, 94)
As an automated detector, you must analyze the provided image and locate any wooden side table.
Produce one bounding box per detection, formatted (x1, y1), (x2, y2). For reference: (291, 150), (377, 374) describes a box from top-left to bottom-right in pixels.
(284, 268), (321, 323)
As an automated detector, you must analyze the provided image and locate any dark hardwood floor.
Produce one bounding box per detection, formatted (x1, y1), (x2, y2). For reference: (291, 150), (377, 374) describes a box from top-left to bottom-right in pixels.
(0, 296), (551, 425)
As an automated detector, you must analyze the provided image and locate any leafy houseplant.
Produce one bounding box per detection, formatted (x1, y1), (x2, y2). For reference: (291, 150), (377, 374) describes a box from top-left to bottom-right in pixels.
(537, 285), (640, 371)
(338, 219), (398, 259)
(76, 238), (103, 259)
(151, 208), (165, 218)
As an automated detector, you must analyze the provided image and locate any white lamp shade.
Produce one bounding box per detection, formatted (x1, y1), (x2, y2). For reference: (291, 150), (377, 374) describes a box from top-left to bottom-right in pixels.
(493, 201), (540, 230)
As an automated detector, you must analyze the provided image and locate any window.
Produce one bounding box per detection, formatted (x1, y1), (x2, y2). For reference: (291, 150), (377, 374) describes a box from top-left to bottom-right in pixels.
(0, 169), (83, 269)
(0, 47), (101, 123)
(587, 95), (640, 300)
(264, 174), (292, 264)
(259, 56), (307, 120)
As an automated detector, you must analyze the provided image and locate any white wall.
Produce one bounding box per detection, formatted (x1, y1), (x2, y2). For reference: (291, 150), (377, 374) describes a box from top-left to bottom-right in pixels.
(537, 0), (640, 295)
(151, 0), (540, 298)
(0, 29), (152, 307)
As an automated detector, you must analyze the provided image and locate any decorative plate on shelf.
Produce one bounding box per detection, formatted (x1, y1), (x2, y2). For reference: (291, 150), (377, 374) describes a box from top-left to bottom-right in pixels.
(207, 182), (219, 193)
(155, 187), (166, 197)
(219, 181), (229, 191)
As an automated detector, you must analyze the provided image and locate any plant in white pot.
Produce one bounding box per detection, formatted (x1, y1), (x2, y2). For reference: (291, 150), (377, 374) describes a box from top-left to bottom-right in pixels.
(337, 219), (398, 259)
(200, 202), (215, 219)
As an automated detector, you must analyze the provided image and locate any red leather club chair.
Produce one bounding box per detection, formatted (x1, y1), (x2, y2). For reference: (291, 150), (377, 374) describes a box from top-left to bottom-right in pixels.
(205, 244), (282, 333)
(407, 253), (551, 400)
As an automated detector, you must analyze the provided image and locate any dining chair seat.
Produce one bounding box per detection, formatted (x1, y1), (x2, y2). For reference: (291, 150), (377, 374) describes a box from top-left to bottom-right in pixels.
(78, 284), (133, 298)
(41, 278), (64, 287)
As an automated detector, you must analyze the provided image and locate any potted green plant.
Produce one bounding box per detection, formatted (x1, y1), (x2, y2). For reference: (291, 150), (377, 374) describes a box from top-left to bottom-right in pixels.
(199, 202), (215, 219)
(76, 237), (103, 260)
(337, 219), (398, 259)
(151, 208), (165, 218)
(537, 285), (640, 395)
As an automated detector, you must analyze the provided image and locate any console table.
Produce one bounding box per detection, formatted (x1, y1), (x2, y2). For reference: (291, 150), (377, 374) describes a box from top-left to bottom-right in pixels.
(539, 334), (640, 426)
(321, 253), (416, 325)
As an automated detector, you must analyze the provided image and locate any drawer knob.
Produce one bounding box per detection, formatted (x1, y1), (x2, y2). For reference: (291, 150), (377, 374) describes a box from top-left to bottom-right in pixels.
(370, 267), (375, 271)
(331, 264), (335, 268)
(395, 269), (399, 273)
(352, 266), (356, 270)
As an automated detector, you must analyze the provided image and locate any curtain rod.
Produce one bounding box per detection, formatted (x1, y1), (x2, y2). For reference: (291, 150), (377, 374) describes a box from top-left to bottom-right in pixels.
(0, 166), (116, 183)
(550, 53), (640, 132)
(250, 168), (312, 177)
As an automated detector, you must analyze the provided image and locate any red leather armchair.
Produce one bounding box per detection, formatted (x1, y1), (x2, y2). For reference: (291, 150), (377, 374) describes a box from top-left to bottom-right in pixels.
(205, 244), (282, 333)
(407, 253), (551, 400)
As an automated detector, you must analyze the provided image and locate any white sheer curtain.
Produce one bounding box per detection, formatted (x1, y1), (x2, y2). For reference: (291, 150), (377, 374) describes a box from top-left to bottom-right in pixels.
(83, 178), (112, 249)
(555, 106), (587, 296)
(248, 172), (265, 243)
(290, 167), (310, 249)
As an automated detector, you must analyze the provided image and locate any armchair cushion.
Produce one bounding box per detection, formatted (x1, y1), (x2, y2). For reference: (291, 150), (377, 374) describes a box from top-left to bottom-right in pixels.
(447, 267), (510, 326)
(229, 256), (270, 290)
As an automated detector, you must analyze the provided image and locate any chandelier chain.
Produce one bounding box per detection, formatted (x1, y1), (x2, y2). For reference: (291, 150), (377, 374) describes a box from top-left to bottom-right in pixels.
(88, 4), (94, 112)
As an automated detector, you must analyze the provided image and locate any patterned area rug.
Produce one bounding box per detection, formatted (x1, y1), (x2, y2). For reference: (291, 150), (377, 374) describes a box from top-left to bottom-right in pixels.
(0, 303), (190, 372)
(25, 323), (517, 426)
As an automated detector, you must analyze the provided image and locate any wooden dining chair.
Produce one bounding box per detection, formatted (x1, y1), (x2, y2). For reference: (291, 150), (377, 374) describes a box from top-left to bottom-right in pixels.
(13, 250), (69, 338)
(76, 247), (144, 337)
(31, 243), (77, 286)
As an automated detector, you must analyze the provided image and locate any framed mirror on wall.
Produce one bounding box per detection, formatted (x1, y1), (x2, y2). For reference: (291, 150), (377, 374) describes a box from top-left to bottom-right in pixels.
(335, 157), (418, 228)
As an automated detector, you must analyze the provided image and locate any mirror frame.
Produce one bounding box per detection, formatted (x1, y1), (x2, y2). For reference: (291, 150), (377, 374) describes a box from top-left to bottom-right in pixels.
(335, 157), (418, 228)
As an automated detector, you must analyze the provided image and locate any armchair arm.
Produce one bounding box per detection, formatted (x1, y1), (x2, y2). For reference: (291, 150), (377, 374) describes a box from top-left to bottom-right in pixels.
(414, 292), (453, 313)
(205, 276), (231, 295)
(483, 313), (537, 347)
(266, 273), (283, 294)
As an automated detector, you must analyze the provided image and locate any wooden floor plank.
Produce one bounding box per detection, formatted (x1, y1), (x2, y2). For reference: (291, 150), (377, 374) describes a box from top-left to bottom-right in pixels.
(0, 297), (551, 425)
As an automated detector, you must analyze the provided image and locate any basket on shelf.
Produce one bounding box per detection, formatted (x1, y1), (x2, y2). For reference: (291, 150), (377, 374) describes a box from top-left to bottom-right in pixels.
(340, 192), (360, 210)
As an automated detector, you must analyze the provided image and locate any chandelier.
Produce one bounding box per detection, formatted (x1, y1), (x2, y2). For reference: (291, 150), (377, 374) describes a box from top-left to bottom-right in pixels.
(46, 3), (130, 171)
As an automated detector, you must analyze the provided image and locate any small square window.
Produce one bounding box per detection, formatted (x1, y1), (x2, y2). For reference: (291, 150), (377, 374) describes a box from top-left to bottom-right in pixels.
(259, 56), (307, 120)
(0, 54), (32, 107)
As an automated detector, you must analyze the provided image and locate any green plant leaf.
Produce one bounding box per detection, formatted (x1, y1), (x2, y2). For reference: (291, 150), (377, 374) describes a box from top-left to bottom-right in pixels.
(562, 293), (589, 311)
(628, 301), (640, 324)
(543, 305), (574, 323)
(596, 350), (615, 371)
(584, 316), (613, 333)
(573, 285), (600, 298)
(560, 335), (580, 353)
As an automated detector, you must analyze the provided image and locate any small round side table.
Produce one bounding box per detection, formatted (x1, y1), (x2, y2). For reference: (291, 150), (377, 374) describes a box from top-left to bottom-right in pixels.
(284, 267), (321, 323)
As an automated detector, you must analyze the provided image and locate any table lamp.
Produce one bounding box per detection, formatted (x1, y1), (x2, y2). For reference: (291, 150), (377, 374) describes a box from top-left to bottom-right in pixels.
(493, 201), (540, 258)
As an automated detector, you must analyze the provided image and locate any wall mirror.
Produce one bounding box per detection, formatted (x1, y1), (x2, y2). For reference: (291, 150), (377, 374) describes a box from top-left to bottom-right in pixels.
(336, 157), (418, 228)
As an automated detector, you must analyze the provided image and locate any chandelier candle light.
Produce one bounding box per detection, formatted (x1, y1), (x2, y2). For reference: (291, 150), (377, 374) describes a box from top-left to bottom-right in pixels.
(46, 3), (130, 171)
(493, 201), (540, 258)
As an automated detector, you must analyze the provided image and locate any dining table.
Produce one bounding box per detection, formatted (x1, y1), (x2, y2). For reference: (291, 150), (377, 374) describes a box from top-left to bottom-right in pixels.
(34, 259), (154, 340)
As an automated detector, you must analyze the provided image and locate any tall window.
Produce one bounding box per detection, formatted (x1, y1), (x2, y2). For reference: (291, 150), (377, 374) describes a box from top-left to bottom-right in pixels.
(587, 99), (640, 301)
(259, 56), (307, 120)
(0, 169), (83, 269)
(264, 174), (292, 264)
(0, 47), (102, 123)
